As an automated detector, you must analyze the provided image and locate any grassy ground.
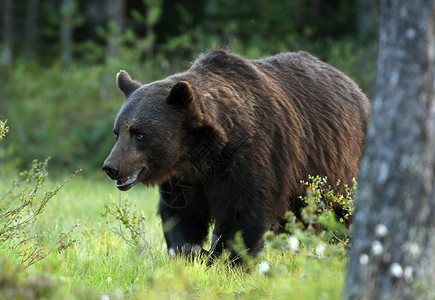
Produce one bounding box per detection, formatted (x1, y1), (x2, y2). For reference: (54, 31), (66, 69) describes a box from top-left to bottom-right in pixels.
(0, 170), (347, 299)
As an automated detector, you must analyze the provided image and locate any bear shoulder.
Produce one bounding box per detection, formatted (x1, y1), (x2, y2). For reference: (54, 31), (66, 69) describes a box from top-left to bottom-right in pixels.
(192, 49), (259, 79)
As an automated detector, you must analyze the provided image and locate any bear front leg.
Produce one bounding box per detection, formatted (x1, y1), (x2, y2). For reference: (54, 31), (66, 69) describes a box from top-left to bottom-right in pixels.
(211, 210), (268, 263)
(158, 179), (211, 258)
(207, 175), (272, 264)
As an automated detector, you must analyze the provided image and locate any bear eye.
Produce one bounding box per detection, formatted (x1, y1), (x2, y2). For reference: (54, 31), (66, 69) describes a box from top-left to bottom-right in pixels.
(114, 133), (119, 141)
(131, 130), (146, 143)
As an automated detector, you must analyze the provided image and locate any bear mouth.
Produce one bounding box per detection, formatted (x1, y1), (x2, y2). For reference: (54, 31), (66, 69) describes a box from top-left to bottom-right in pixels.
(116, 168), (145, 191)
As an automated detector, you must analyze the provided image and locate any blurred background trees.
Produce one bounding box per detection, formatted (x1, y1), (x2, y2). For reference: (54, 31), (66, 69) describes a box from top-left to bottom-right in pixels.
(0, 0), (378, 172)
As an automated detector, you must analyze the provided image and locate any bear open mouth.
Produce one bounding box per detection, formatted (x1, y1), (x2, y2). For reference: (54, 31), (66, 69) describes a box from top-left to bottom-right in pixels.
(116, 168), (144, 191)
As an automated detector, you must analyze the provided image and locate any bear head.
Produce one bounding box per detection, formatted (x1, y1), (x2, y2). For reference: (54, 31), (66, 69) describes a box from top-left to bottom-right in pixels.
(103, 70), (227, 190)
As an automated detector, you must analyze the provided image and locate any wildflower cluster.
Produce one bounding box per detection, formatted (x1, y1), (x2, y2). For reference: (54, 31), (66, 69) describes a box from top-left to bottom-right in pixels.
(102, 196), (148, 250)
(299, 175), (356, 225)
(0, 120), (8, 141)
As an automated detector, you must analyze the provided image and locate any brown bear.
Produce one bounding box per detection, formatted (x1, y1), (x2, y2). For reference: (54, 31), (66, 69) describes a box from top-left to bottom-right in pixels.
(103, 49), (370, 261)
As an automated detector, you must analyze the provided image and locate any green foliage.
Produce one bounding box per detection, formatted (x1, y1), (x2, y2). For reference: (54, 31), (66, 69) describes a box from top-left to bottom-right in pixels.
(0, 257), (58, 299)
(0, 120), (8, 142)
(1, 62), (120, 170)
(201, 0), (356, 52)
(1, 158), (50, 243)
(0, 158), (80, 267)
(1, 1), (374, 171)
(0, 2), (371, 297)
(0, 256), (97, 299)
(300, 175), (356, 226)
(102, 196), (148, 251)
(1, 39), (372, 171)
(0, 172), (347, 299)
(265, 176), (356, 268)
(56, 223), (81, 253)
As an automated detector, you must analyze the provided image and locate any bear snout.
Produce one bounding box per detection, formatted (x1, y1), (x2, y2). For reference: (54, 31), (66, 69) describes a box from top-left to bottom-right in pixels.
(102, 163), (119, 180)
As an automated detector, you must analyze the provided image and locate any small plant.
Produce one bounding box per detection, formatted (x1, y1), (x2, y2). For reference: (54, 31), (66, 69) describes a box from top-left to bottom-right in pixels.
(102, 196), (149, 251)
(300, 175), (356, 225)
(0, 123), (81, 267)
(0, 158), (81, 267)
(0, 120), (8, 141)
(1, 158), (51, 244)
(265, 176), (356, 263)
(56, 222), (80, 253)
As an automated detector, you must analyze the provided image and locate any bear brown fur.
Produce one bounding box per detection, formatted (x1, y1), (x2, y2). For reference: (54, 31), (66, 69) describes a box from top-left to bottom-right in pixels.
(103, 49), (370, 261)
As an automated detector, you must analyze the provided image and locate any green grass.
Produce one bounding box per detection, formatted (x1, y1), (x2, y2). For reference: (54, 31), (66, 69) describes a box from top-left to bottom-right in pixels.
(0, 171), (347, 299)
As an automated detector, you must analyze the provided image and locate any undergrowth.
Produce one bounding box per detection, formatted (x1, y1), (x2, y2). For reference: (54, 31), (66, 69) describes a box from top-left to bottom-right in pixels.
(101, 174), (356, 282)
(0, 158), (81, 268)
(0, 171), (353, 299)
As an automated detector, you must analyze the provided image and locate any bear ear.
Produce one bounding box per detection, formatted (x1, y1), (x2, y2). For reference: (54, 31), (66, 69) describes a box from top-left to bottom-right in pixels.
(116, 70), (142, 98)
(167, 81), (194, 108)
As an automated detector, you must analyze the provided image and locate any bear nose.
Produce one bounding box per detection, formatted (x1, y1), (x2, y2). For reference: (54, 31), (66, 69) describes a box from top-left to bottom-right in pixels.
(103, 163), (119, 179)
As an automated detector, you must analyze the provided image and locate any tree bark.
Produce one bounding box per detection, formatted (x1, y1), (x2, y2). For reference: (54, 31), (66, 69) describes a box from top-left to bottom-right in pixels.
(60, 0), (74, 64)
(144, 0), (162, 62)
(25, 0), (38, 60)
(357, 0), (378, 44)
(106, 0), (126, 59)
(1, 0), (14, 66)
(344, 0), (435, 299)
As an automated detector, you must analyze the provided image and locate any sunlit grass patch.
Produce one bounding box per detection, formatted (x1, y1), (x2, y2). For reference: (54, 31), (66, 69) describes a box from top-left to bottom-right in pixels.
(0, 171), (347, 299)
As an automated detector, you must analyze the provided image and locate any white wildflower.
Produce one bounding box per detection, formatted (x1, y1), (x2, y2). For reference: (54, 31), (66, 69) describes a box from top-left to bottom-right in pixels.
(375, 224), (388, 238)
(289, 236), (299, 252)
(315, 243), (326, 256)
(390, 263), (403, 278)
(168, 247), (176, 258)
(404, 266), (413, 282)
(371, 241), (383, 256)
(259, 261), (271, 275)
(359, 254), (369, 265)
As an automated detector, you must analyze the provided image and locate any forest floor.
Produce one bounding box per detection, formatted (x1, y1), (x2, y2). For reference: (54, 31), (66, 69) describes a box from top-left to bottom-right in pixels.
(0, 171), (346, 299)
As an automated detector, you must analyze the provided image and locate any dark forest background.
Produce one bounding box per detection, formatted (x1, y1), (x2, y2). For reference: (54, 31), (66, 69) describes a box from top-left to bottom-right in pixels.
(0, 0), (378, 173)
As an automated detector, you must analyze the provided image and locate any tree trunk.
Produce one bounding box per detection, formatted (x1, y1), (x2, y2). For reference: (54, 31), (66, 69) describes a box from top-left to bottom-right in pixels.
(144, 0), (162, 62)
(344, 0), (435, 299)
(25, 0), (38, 60)
(60, 0), (74, 64)
(357, 0), (378, 44)
(1, 0), (13, 66)
(106, 0), (126, 59)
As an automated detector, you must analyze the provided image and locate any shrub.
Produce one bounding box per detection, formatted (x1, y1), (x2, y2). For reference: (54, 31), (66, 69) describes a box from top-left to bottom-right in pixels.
(0, 158), (80, 267)
(300, 175), (356, 226)
(102, 196), (149, 251)
(1, 124), (80, 267)
(265, 176), (355, 261)
(0, 120), (8, 141)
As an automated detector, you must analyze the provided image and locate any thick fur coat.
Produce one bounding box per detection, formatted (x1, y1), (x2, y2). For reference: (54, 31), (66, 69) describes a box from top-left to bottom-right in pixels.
(103, 50), (371, 259)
